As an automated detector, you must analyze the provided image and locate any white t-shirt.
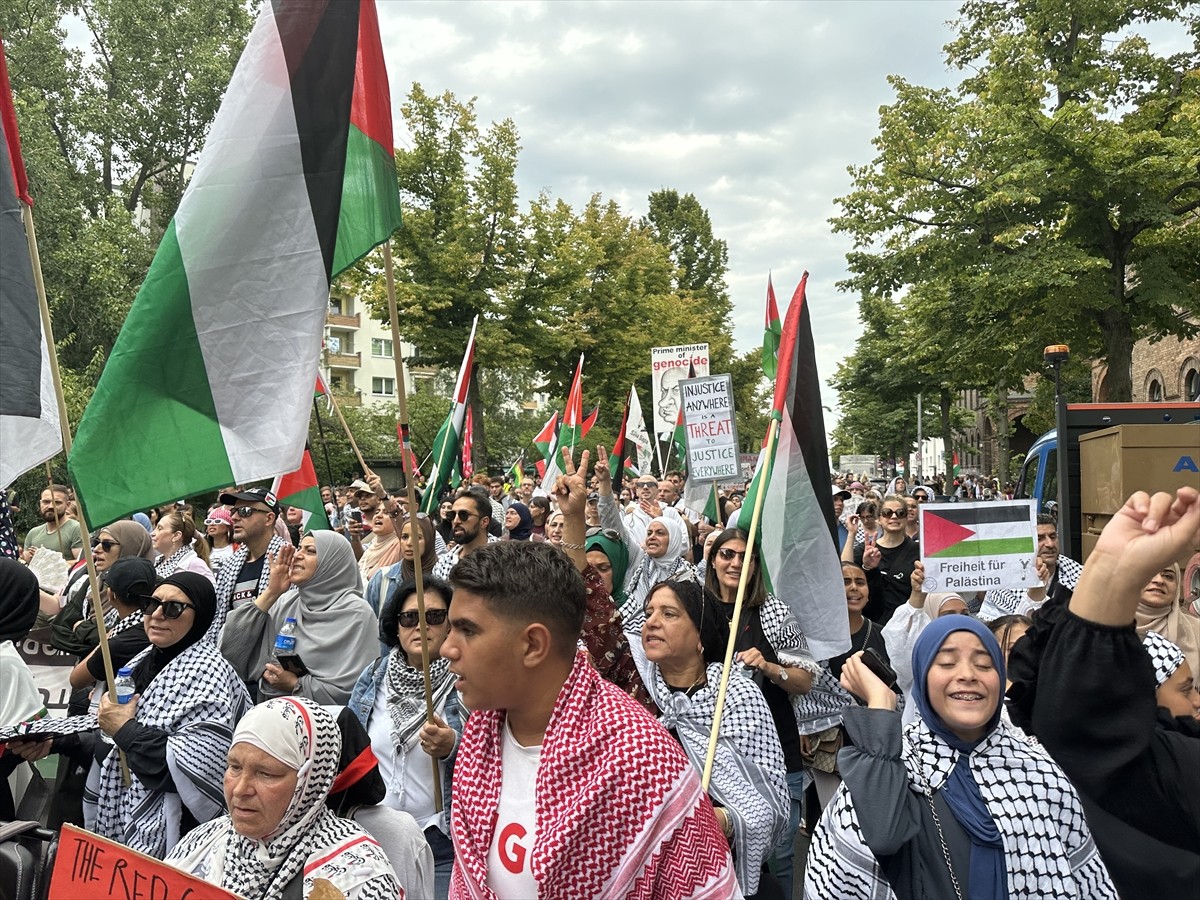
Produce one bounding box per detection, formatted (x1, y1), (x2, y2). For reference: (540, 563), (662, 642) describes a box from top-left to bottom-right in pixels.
(486, 717), (541, 898)
(368, 682), (439, 830)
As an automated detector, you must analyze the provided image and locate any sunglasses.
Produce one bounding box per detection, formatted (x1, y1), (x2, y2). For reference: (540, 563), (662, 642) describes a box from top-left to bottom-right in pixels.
(203, 517), (229, 526)
(140, 597), (198, 619)
(399, 608), (449, 628)
(880, 508), (907, 519)
(636, 482), (657, 489)
(450, 509), (478, 521)
(716, 547), (747, 561)
(92, 539), (121, 552)
(586, 526), (621, 541)
(230, 506), (270, 518)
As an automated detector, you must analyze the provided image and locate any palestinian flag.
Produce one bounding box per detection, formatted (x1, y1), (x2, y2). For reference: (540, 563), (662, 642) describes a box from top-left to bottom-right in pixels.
(69, 1), (400, 526)
(609, 394), (633, 493)
(461, 405), (474, 481)
(735, 273), (848, 660)
(923, 504), (1035, 559)
(581, 404), (600, 442)
(420, 316), (477, 513)
(0, 39), (62, 489)
(314, 372), (334, 412)
(952, 451), (961, 477)
(541, 355), (585, 491)
(531, 410), (558, 478)
(762, 273), (781, 379)
(272, 448), (330, 533)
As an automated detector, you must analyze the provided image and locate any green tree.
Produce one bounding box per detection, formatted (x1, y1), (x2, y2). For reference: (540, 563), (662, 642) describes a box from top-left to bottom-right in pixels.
(833, 0), (1200, 404)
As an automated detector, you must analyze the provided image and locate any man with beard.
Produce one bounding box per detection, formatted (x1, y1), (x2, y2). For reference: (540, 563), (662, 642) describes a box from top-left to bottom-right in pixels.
(21, 485), (82, 561)
(431, 490), (498, 581)
(979, 514), (1082, 621)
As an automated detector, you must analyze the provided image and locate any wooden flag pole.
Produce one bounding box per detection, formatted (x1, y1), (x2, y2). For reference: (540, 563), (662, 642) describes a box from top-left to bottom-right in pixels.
(701, 415), (780, 790)
(23, 205), (131, 785)
(381, 242), (443, 812)
(323, 383), (371, 476)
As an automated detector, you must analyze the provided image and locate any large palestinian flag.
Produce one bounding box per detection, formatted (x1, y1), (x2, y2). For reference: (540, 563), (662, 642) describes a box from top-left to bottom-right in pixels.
(923, 504), (1036, 558)
(70, 1), (399, 525)
(734, 274), (848, 660)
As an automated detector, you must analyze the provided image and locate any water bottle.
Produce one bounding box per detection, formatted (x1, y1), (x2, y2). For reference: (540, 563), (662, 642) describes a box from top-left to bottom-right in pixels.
(102, 667), (136, 746)
(115, 667), (136, 704)
(273, 617), (298, 658)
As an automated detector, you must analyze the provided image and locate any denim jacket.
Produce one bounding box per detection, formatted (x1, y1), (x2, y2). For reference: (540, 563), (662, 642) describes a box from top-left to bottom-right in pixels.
(349, 653), (464, 834)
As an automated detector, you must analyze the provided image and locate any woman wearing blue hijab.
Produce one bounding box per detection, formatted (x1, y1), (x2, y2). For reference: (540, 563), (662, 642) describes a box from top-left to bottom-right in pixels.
(803, 615), (1116, 899)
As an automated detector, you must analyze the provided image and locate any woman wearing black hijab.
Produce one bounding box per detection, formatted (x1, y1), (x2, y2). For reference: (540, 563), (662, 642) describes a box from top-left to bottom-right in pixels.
(8, 572), (251, 858)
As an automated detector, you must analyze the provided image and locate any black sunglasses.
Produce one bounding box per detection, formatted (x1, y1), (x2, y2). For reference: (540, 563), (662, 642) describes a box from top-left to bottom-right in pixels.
(880, 508), (906, 519)
(140, 597), (198, 619)
(716, 547), (747, 561)
(92, 539), (121, 552)
(398, 608), (449, 628)
(636, 481), (657, 489)
(450, 509), (478, 521)
(230, 505), (270, 518)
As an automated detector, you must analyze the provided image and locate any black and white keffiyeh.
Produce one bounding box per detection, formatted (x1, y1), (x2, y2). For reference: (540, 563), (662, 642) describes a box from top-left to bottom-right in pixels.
(83, 639), (251, 858)
(804, 717), (1116, 899)
(383, 649), (455, 800)
(758, 593), (823, 675)
(980, 556), (1083, 621)
(155, 545), (193, 579)
(646, 661), (788, 896)
(1143, 630), (1185, 687)
(165, 698), (400, 900)
(211, 534), (287, 642)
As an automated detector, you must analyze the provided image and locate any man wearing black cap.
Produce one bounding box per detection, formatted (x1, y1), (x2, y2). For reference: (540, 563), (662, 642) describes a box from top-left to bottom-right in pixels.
(214, 487), (288, 620)
(72, 557), (155, 693)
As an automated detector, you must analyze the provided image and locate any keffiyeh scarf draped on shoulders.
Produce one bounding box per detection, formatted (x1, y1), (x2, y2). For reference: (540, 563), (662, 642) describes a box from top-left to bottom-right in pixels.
(166, 698), (400, 900)
(645, 662), (789, 896)
(622, 516), (697, 632)
(451, 651), (737, 899)
(383, 648), (455, 799)
(212, 534), (288, 642)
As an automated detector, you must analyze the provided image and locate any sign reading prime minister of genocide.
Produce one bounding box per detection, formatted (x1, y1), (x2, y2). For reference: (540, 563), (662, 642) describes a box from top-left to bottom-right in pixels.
(651, 343), (710, 435)
(680, 374), (740, 482)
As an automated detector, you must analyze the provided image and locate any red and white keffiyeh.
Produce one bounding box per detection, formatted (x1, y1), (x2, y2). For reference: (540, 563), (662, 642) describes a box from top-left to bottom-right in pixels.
(450, 651), (739, 899)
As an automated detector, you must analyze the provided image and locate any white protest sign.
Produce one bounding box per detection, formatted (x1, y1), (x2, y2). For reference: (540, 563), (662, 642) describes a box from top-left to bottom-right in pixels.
(680, 374), (739, 482)
(919, 500), (1042, 592)
(651, 343), (709, 435)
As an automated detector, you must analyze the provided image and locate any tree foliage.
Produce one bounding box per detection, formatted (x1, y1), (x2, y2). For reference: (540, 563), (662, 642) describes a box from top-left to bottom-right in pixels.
(833, 0), (1200, 414)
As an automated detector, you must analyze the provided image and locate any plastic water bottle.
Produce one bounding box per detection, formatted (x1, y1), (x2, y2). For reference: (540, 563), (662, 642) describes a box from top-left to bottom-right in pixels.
(273, 617), (298, 658)
(101, 667), (136, 746)
(115, 667), (136, 704)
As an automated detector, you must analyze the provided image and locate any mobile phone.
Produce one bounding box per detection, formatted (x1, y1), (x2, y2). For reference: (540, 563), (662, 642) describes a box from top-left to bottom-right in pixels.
(350, 510), (363, 523)
(860, 647), (897, 689)
(275, 654), (309, 677)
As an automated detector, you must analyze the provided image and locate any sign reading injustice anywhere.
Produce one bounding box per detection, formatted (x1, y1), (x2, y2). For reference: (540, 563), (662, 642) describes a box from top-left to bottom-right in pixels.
(919, 500), (1042, 592)
(680, 374), (739, 483)
(50, 824), (244, 900)
(651, 343), (709, 435)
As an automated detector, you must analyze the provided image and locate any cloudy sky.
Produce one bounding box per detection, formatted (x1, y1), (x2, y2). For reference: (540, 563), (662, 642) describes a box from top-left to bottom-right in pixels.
(373, 0), (966, 420)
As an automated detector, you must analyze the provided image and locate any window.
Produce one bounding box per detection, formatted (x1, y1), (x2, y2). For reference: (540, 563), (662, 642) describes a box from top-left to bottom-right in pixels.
(1148, 379), (1163, 402)
(372, 338), (393, 359)
(1185, 369), (1199, 402)
(372, 377), (395, 396)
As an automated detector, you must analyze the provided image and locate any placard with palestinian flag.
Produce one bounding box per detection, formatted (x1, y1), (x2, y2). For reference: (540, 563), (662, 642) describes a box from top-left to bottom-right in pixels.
(919, 500), (1042, 592)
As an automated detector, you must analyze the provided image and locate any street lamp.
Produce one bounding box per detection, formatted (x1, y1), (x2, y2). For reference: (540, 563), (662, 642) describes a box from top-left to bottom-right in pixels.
(1044, 343), (1071, 558)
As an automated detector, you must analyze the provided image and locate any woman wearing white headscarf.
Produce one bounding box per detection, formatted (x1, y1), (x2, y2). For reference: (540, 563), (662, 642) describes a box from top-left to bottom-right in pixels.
(221, 531), (378, 705)
(619, 515), (697, 634)
(882, 560), (972, 725)
(166, 697), (401, 900)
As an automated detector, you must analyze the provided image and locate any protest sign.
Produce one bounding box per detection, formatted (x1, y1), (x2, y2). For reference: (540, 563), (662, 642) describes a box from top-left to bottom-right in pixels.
(837, 454), (877, 475)
(50, 824), (244, 900)
(651, 343), (709, 435)
(919, 500), (1042, 592)
(680, 375), (739, 482)
(16, 629), (73, 716)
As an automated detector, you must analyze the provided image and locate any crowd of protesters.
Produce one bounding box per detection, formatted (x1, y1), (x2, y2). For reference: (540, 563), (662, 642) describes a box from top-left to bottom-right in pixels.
(1, 460), (1197, 900)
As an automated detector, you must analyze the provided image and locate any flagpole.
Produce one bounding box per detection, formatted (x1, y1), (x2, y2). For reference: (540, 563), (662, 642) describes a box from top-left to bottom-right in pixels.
(23, 204), (131, 785)
(311, 397), (336, 486)
(701, 415), (780, 790)
(382, 242), (443, 812)
(653, 433), (666, 479)
(324, 385), (371, 476)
